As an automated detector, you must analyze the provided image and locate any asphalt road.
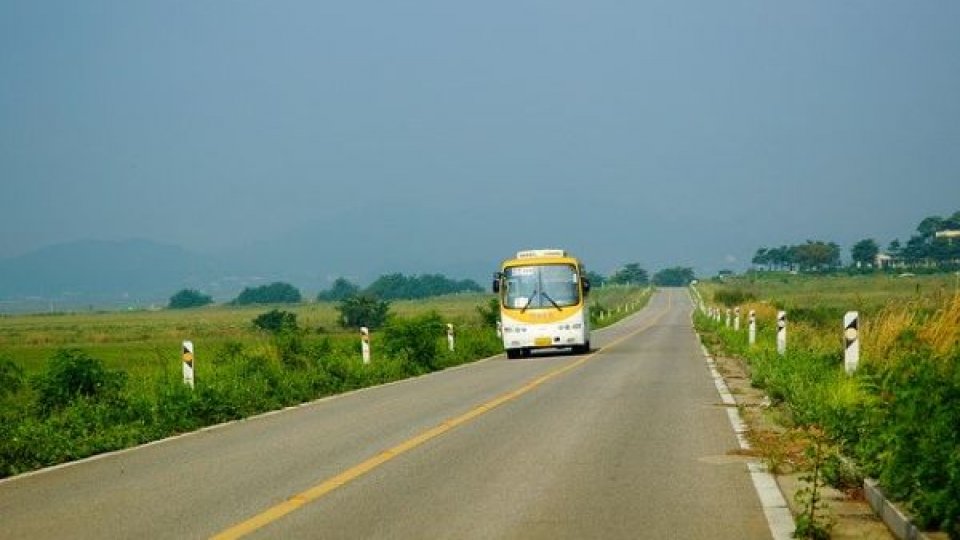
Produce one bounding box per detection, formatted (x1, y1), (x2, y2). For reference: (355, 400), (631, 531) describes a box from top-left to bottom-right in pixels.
(0, 289), (771, 539)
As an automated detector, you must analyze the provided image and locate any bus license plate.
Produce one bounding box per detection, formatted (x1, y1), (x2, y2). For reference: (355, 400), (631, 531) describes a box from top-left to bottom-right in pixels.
(535, 337), (551, 347)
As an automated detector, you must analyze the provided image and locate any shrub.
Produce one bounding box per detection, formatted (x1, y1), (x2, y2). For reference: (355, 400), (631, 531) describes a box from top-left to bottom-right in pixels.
(31, 349), (127, 414)
(383, 312), (445, 372)
(476, 297), (499, 327)
(337, 293), (391, 330)
(0, 356), (24, 399)
(252, 309), (299, 334)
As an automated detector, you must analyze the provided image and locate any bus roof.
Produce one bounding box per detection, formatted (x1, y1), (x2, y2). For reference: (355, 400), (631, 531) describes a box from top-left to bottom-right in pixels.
(501, 249), (581, 269)
(516, 249), (566, 259)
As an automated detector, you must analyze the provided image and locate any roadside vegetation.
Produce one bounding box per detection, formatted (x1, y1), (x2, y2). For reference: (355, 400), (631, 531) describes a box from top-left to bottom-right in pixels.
(0, 282), (648, 479)
(695, 272), (960, 538)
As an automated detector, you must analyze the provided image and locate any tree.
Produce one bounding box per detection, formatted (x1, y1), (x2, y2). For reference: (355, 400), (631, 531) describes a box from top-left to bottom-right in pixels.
(752, 248), (770, 270)
(608, 263), (649, 286)
(653, 267), (695, 286)
(336, 294), (391, 330)
(168, 289), (213, 309)
(585, 271), (607, 288)
(851, 239), (879, 268)
(365, 273), (482, 300)
(232, 282), (302, 305)
(317, 278), (360, 302)
(790, 240), (840, 271)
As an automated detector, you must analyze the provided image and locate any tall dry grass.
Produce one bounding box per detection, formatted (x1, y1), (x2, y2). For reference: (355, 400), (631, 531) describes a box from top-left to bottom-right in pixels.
(862, 293), (960, 366)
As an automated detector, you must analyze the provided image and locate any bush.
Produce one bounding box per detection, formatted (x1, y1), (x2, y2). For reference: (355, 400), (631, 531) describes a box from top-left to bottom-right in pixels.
(31, 349), (127, 414)
(252, 309), (299, 334)
(383, 312), (445, 372)
(337, 293), (391, 329)
(476, 297), (499, 327)
(0, 356), (24, 399)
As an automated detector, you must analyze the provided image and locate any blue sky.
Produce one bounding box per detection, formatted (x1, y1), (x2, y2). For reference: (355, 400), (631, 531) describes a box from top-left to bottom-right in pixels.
(2, 1), (959, 278)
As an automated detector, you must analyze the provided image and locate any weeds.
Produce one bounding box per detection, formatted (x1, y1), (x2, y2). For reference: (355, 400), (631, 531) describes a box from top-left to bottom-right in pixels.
(696, 279), (960, 538)
(794, 427), (835, 540)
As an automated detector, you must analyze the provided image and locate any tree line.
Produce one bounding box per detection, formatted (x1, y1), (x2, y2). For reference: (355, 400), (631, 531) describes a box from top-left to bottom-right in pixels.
(168, 273), (483, 309)
(751, 210), (960, 273)
(168, 262), (700, 310)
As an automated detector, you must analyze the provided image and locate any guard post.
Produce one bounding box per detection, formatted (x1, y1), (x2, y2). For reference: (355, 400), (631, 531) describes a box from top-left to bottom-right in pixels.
(844, 311), (859, 374)
(360, 327), (371, 364)
(182, 340), (195, 389)
(777, 311), (787, 356)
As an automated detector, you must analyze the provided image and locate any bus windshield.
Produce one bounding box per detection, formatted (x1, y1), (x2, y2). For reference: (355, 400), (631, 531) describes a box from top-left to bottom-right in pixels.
(502, 264), (580, 310)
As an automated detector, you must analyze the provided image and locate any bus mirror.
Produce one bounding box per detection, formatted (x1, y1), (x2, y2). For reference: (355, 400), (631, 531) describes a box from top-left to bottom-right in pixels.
(582, 278), (591, 295)
(492, 272), (502, 293)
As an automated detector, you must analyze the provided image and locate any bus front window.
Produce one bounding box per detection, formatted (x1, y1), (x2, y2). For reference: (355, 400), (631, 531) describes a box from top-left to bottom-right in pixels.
(503, 264), (580, 309)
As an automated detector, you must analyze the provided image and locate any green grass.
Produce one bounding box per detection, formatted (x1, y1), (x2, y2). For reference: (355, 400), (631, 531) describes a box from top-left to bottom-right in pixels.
(0, 287), (648, 478)
(700, 272), (960, 314)
(694, 272), (960, 537)
(0, 293), (499, 376)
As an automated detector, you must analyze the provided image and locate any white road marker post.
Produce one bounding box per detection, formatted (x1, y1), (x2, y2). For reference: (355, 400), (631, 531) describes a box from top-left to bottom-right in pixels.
(496, 320), (502, 338)
(734, 307), (741, 332)
(725, 309), (731, 328)
(748, 310), (756, 346)
(447, 323), (455, 352)
(360, 327), (371, 365)
(777, 311), (787, 356)
(182, 340), (195, 389)
(844, 311), (860, 375)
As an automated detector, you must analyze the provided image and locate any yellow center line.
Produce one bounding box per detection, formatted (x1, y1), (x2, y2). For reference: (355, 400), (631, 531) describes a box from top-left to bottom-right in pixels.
(211, 291), (674, 540)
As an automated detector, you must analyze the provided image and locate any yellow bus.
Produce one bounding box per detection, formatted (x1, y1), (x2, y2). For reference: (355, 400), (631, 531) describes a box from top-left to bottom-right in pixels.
(493, 249), (592, 359)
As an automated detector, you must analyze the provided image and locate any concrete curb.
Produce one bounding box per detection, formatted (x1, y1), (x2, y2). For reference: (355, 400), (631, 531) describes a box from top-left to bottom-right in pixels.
(864, 478), (937, 540)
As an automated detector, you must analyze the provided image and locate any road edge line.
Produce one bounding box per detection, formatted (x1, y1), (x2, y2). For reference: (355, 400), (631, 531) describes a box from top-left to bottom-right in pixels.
(688, 292), (795, 540)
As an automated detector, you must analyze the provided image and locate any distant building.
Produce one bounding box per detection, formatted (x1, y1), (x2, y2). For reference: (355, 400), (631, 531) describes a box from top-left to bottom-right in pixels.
(875, 252), (895, 269)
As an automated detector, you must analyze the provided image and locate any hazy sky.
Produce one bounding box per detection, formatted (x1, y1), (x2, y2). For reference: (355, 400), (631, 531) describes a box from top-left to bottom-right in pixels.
(2, 1), (959, 276)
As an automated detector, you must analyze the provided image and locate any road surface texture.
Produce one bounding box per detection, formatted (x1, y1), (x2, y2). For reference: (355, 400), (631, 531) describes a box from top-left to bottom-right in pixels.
(0, 289), (772, 539)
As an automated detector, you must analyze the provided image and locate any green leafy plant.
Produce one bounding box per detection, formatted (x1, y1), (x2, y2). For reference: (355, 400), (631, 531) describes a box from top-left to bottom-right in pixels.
(382, 312), (445, 372)
(794, 427), (834, 540)
(337, 293), (391, 330)
(31, 349), (127, 414)
(252, 309), (299, 334)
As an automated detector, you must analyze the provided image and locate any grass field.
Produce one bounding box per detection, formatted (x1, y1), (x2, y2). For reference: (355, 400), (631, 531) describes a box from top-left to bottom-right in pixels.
(700, 271), (960, 313)
(0, 286), (648, 378)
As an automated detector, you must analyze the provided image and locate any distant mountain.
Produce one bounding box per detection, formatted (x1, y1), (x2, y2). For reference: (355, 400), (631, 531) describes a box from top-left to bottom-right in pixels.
(0, 227), (495, 313)
(0, 239), (222, 309)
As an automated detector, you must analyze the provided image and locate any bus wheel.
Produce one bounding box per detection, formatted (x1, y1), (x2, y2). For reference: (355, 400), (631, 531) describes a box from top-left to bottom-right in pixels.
(506, 349), (521, 359)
